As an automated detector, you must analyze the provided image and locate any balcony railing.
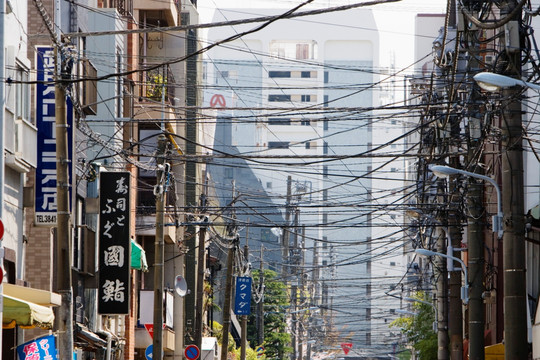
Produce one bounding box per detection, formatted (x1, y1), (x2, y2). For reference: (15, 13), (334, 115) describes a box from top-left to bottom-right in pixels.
(138, 64), (176, 103)
(101, 0), (133, 18)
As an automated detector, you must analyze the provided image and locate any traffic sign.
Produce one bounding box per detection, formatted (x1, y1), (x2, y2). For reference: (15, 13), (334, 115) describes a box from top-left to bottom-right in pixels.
(184, 345), (200, 360)
(145, 345), (153, 360)
(0, 219), (4, 240)
(234, 276), (252, 315)
(341, 343), (353, 355)
(144, 324), (154, 339)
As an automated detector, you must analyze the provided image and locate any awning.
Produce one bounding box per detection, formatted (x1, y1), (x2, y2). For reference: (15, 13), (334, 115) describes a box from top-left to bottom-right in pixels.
(3, 283), (61, 306)
(76, 323), (108, 351)
(131, 238), (148, 271)
(3, 294), (55, 329)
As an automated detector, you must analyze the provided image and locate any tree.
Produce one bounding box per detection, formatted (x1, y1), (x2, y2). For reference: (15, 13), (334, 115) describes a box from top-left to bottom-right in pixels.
(247, 269), (292, 359)
(390, 292), (437, 360)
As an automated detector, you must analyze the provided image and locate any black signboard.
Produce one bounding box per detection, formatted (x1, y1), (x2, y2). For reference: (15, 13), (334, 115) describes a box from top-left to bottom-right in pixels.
(98, 172), (131, 314)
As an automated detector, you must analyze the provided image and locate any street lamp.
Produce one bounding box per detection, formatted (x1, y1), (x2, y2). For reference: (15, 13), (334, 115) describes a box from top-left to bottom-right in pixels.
(430, 164), (503, 239)
(473, 71), (540, 92)
(415, 248), (469, 304)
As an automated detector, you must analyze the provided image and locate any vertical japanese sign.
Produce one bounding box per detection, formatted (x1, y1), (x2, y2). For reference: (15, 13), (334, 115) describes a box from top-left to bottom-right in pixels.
(98, 172), (131, 314)
(35, 46), (73, 226)
(234, 276), (252, 315)
(16, 335), (58, 360)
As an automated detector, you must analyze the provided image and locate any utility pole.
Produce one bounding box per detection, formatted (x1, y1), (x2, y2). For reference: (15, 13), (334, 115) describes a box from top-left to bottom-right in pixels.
(194, 180), (208, 350)
(436, 225), (449, 360)
(501, 2), (528, 358)
(257, 245), (265, 345)
(153, 134), (168, 360)
(467, 169), (484, 360)
(0, 0), (4, 353)
(220, 238), (237, 360)
(290, 209), (299, 360)
(240, 231), (249, 360)
(55, 0), (74, 354)
(282, 176), (292, 279)
(221, 183), (238, 360)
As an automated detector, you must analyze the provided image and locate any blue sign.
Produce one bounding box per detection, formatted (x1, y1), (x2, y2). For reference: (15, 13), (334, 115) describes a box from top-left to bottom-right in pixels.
(35, 46), (73, 226)
(234, 276), (252, 315)
(17, 334), (58, 360)
(145, 345), (153, 360)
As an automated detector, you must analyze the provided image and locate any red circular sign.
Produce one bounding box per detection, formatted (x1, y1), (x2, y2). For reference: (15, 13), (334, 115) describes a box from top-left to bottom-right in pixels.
(0, 219), (4, 240)
(184, 345), (200, 360)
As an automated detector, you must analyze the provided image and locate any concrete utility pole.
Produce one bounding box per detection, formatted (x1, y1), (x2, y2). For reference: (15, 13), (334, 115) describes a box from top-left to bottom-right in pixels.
(436, 226), (449, 360)
(220, 238), (237, 360)
(290, 209), (299, 360)
(153, 135), (168, 360)
(282, 176), (292, 279)
(467, 171), (484, 360)
(0, 0), (6, 353)
(240, 234), (249, 360)
(257, 245), (264, 345)
(55, 0), (74, 354)
(501, 2), (528, 358)
(194, 183), (208, 350)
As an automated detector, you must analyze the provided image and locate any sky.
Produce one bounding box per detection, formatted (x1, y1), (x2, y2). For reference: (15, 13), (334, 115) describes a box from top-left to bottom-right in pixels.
(196, 0), (448, 71)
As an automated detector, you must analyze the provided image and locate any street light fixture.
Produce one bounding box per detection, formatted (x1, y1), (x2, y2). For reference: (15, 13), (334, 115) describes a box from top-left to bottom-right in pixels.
(430, 164), (503, 239)
(415, 248), (469, 304)
(473, 71), (540, 92)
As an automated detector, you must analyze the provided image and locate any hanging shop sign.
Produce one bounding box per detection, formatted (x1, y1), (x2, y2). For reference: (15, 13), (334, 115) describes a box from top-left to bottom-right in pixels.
(34, 46), (73, 226)
(234, 276), (252, 315)
(98, 172), (131, 314)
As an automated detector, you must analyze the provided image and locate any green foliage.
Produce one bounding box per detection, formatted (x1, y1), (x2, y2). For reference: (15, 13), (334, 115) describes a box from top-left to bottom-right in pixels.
(247, 269), (292, 360)
(232, 346), (259, 360)
(212, 320), (236, 353)
(146, 73), (167, 100)
(390, 292), (437, 360)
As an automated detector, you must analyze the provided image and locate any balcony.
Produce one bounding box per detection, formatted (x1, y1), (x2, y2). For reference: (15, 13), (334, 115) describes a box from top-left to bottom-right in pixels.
(135, 0), (178, 27)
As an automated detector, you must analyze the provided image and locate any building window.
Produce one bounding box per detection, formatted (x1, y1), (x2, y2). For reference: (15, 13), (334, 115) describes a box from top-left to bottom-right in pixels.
(266, 182), (272, 189)
(301, 120), (310, 125)
(268, 141), (290, 149)
(305, 142), (311, 149)
(15, 66), (30, 122)
(301, 71), (311, 78)
(301, 95), (311, 102)
(323, 118), (328, 131)
(323, 141), (328, 154)
(269, 71), (291, 78)
(323, 165), (328, 178)
(324, 95), (329, 107)
(323, 189), (328, 201)
(268, 118), (291, 125)
(324, 71), (329, 83)
(268, 94), (291, 102)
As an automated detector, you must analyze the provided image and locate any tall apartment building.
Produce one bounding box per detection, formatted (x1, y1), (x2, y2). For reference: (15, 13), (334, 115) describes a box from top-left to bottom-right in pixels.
(204, 7), (406, 357)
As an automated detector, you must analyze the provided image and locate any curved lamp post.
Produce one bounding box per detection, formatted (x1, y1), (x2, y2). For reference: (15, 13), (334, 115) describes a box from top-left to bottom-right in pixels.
(415, 248), (469, 304)
(430, 164), (503, 239)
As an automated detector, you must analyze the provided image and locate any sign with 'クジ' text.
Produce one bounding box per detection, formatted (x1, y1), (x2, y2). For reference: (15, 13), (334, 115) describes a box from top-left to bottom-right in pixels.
(234, 276), (252, 315)
(17, 335), (57, 360)
(34, 46), (73, 226)
(98, 172), (131, 314)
